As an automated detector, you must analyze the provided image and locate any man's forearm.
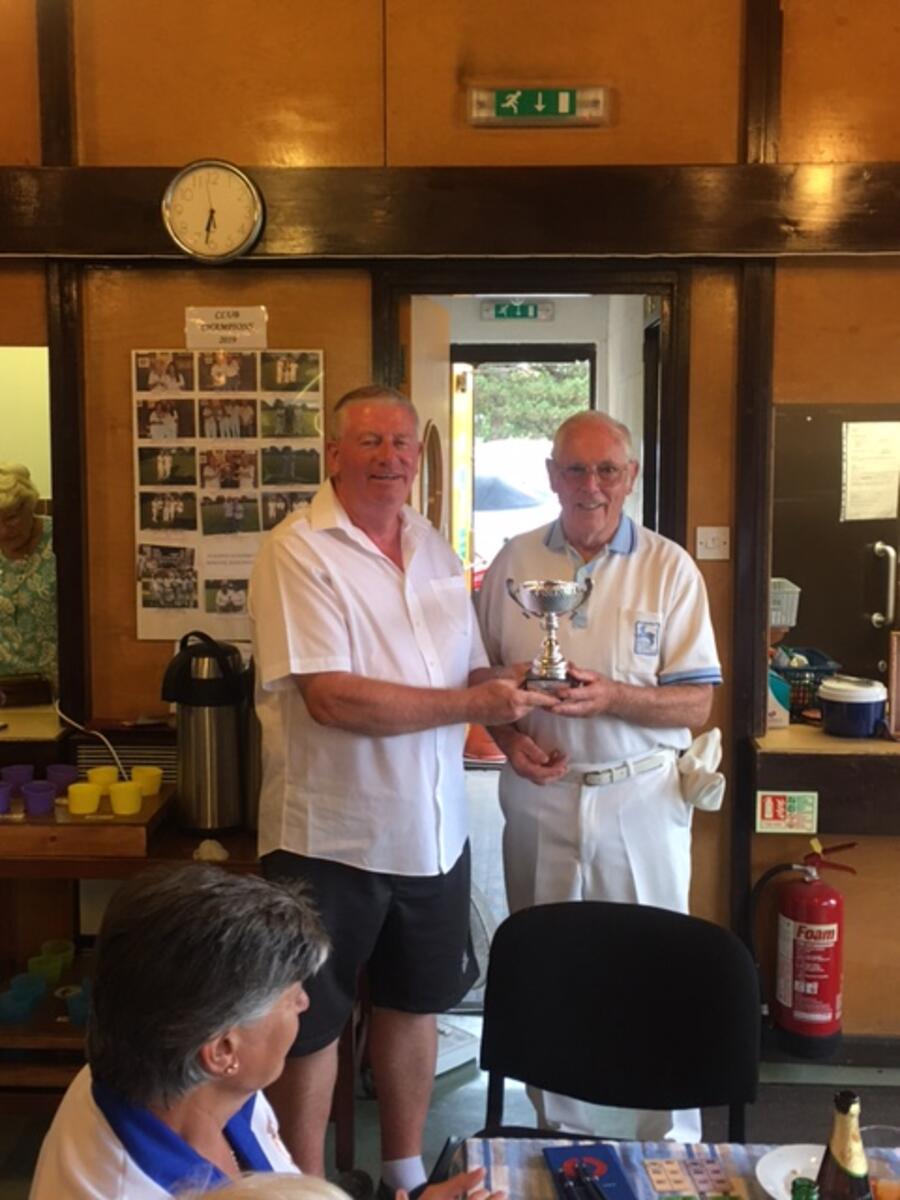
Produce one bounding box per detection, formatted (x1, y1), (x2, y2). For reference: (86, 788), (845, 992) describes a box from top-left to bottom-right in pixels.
(299, 673), (476, 735)
(297, 667), (548, 736)
(607, 681), (712, 729)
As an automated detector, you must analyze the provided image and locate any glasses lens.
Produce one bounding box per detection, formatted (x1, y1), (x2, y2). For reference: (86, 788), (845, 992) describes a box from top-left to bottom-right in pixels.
(561, 463), (624, 484)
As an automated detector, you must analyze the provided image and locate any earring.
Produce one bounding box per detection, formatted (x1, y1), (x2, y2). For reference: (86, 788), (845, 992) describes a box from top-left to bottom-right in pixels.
(225, 1062), (238, 1075)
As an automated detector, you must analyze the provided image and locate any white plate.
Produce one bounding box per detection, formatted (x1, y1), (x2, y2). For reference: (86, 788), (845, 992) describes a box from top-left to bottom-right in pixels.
(755, 1145), (824, 1200)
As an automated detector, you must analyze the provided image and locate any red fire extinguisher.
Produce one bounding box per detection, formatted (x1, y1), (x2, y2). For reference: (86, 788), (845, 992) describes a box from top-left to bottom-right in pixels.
(751, 840), (857, 1059)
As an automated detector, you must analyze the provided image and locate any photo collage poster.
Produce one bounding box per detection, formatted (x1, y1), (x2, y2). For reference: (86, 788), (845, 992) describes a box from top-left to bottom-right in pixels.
(133, 348), (324, 641)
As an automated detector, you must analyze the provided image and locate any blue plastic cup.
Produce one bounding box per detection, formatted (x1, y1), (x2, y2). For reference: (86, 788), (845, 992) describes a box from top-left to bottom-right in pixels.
(0, 990), (33, 1023)
(1, 764), (34, 798)
(66, 988), (90, 1027)
(22, 780), (56, 817)
(10, 973), (46, 1002)
(0, 781), (12, 815)
(45, 764), (80, 795)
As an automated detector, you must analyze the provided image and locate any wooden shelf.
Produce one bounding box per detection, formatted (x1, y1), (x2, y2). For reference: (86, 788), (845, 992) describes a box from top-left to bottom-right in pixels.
(755, 725), (900, 835)
(0, 788), (175, 859)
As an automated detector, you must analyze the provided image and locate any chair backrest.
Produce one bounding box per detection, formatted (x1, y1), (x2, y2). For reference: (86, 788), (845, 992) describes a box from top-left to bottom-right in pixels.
(480, 901), (760, 1139)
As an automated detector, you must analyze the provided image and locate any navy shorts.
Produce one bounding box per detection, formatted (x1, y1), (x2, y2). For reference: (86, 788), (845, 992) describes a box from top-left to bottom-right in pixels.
(261, 842), (477, 1055)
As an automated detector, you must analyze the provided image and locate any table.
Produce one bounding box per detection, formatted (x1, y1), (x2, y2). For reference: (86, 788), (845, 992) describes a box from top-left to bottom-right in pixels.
(452, 1139), (900, 1200)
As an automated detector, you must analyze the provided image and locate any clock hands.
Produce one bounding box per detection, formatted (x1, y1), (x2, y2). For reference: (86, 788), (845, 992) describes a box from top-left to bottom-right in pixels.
(204, 208), (217, 243)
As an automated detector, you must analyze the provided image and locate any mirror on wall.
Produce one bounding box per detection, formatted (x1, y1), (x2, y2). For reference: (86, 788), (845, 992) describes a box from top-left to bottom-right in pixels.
(0, 347), (57, 693)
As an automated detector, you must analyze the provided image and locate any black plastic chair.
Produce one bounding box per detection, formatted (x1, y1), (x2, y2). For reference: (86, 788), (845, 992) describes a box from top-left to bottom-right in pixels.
(479, 901), (760, 1142)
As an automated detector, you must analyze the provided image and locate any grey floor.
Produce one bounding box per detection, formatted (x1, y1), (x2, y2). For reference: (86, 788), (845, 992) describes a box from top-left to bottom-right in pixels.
(0, 770), (897, 1196)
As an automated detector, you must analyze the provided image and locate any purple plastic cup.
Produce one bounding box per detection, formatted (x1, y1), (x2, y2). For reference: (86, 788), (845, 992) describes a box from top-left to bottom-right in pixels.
(22, 780), (56, 817)
(0, 781), (12, 815)
(46, 763), (80, 795)
(1, 764), (34, 798)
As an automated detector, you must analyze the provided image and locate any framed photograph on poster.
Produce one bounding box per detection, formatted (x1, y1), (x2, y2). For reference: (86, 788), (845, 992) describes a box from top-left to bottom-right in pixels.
(890, 631), (900, 736)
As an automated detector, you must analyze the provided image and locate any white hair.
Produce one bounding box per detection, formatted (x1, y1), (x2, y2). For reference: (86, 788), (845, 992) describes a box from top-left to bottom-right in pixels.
(0, 463), (39, 515)
(178, 1174), (350, 1200)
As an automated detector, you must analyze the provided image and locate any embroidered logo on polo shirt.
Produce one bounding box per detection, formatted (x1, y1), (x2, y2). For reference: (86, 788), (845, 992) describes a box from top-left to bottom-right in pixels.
(634, 620), (660, 655)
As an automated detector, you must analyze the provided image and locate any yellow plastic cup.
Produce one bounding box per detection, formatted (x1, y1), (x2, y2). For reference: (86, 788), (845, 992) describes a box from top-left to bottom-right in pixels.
(41, 938), (75, 969)
(131, 765), (163, 796)
(86, 766), (119, 796)
(68, 782), (101, 815)
(110, 781), (142, 816)
(27, 953), (62, 985)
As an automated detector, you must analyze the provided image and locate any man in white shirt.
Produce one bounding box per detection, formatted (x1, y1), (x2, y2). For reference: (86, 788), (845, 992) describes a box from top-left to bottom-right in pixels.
(477, 410), (722, 1143)
(249, 385), (553, 1195)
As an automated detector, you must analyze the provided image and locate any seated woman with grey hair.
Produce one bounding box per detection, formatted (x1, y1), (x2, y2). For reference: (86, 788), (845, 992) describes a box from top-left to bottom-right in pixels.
(30, 866), (499, 1200)
(0, 462), (57, 683)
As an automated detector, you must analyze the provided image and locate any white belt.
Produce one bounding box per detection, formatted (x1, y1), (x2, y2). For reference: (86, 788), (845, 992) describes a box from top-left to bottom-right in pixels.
(565, 748), (674, 788)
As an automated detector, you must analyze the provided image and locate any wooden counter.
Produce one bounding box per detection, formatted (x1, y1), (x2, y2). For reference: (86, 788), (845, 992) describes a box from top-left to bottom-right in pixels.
(754, 723), (900, 834)
(0, 704), (65, 743)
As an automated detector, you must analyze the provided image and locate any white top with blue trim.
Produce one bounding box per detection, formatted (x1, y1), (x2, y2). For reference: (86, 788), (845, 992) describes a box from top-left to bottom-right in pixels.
(29, 1066), (297, 1200)
(477, 516), (722, 763)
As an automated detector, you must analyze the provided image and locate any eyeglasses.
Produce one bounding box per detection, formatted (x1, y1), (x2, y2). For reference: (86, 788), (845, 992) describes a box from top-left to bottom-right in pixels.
(555, 461), (630, 486)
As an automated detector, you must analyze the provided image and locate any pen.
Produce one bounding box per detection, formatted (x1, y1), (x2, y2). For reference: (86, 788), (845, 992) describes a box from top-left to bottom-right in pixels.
(575, 1161), (611, 1200)
(557, 1167), (582, 1200)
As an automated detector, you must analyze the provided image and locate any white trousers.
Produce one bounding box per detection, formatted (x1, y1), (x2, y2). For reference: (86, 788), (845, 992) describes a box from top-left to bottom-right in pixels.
(498, 756), (702, 1144)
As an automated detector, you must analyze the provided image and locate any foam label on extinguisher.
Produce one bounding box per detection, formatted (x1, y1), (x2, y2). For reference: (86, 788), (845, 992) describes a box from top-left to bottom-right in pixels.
(777, 914), (841, 1021)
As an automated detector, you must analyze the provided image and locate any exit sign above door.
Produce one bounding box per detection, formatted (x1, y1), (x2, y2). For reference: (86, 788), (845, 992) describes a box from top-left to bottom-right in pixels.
(467, 85), (610, 127)
(480, 300), (555, 321)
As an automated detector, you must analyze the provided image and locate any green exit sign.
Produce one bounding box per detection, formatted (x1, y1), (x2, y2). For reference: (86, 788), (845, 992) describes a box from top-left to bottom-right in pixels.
(494, 88), (575, 119)
(468, 85), (610, 127)
(480, 300), (555, 322)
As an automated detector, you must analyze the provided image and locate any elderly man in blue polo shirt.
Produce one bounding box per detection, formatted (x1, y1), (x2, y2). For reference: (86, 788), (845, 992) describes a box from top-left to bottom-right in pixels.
(477, 410), (722, 1143)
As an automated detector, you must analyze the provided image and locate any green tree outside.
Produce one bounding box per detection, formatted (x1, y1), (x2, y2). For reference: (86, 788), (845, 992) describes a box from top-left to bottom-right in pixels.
(473, 361), (590, 441)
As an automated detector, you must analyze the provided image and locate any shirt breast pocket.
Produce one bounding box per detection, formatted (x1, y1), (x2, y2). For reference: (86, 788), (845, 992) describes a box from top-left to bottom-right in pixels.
(616, 608), (662, 682)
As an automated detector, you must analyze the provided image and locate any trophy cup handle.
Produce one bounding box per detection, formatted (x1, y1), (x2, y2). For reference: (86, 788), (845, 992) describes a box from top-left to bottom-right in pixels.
(506, 578), (529, 616)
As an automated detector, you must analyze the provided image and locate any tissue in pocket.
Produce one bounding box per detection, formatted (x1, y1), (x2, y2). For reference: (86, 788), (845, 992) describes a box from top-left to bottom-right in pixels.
(678, 727), (725, 811)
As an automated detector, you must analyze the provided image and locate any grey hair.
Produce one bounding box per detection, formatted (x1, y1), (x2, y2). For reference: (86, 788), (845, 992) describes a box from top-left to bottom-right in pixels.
(0, 463), (39, 515)
(179, 1174), (350, 1200)
(330, 384), (418, 438)
(87, 864), (330, 1107)
(551, 411), (634, 460)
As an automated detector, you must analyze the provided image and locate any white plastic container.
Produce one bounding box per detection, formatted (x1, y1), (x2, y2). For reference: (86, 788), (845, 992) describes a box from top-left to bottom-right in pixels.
(770, 577), (801, 628)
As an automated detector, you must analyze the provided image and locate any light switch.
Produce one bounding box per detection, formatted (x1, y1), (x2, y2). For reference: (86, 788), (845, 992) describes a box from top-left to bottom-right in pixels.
(696, 526), (731, 560)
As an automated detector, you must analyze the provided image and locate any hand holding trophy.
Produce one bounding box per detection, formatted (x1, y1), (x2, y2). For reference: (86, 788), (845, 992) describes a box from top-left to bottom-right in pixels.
(506, 578), (592, 694)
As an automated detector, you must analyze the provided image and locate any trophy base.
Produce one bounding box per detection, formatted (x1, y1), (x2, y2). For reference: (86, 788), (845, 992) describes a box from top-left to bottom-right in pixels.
(523, 673), (581, 695)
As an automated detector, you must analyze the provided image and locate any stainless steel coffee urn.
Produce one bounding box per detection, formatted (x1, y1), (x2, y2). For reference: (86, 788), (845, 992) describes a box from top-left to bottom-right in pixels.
(161, 631), (250, 831)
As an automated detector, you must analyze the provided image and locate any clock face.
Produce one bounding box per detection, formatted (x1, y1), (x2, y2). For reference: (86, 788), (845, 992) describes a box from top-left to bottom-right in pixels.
(161, 160), (264, 261)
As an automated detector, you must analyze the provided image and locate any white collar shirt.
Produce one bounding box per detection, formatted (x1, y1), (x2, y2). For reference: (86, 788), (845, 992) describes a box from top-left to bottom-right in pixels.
(477, 515), (722, 766)
(249, 479), (488, 876)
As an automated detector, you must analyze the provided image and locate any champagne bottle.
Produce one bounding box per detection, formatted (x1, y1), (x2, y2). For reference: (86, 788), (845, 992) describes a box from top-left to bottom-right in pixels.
(815, 1090), (872, 1200)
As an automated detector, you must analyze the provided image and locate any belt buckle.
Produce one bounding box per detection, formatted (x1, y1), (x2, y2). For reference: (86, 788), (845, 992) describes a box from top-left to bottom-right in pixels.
(583, 767), (613, 787)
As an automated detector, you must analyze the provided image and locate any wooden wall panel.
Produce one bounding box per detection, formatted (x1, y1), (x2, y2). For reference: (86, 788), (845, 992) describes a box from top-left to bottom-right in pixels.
(0, 0), (40, 165)
(774, 261), (900, 405)
(0, 268), (46, 343)
(82, 268), (371, 721)
(751, 835), (900, 1036)
(686, 269), (739, 926)
(386, 0), (742, 166)
(74, 0), (384, 166)
(781, 0), (900, 163)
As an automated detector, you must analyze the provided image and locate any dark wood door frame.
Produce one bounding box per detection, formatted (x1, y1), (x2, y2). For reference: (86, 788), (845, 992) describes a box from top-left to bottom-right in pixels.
(373, 263), (691, 548)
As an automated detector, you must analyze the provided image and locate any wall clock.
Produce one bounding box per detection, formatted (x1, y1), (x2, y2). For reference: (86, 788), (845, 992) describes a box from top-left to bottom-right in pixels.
(161, 159), (264, 261)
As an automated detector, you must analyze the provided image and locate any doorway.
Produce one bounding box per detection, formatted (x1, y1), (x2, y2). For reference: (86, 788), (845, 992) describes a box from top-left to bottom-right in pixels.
(451, 342), (596, 584)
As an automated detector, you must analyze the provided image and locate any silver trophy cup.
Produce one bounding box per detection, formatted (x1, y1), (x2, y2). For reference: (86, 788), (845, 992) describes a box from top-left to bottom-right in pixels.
(506, 578), (593, 693)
